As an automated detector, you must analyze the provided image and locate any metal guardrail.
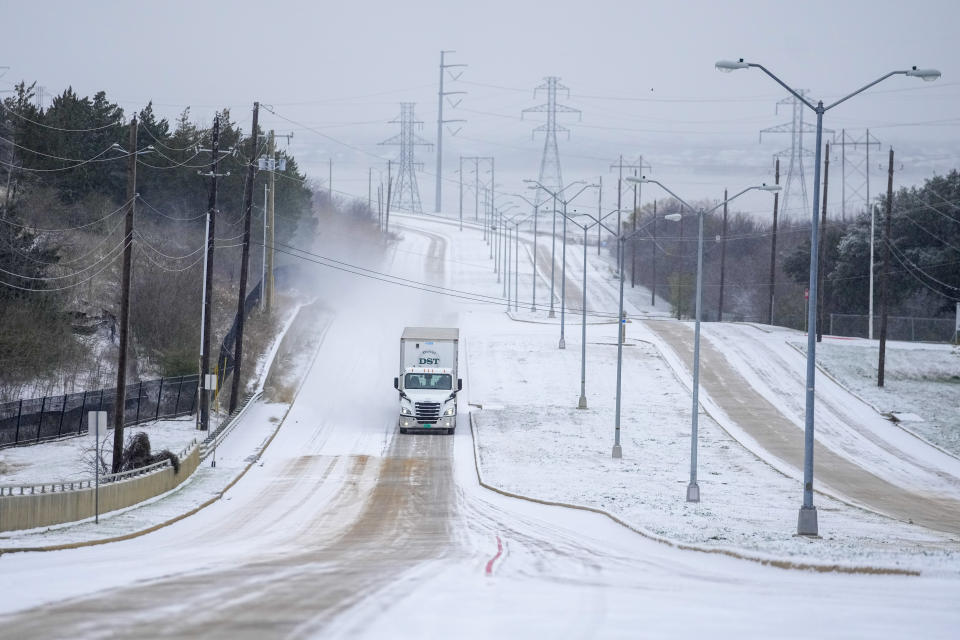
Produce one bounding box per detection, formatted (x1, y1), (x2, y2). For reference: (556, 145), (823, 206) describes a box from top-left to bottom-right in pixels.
(0, 439), (196, 497)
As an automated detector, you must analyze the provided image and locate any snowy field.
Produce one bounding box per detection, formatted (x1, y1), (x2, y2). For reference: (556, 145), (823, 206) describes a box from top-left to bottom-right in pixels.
(467, 317), (960, 574)
(796, 337), (960, 456)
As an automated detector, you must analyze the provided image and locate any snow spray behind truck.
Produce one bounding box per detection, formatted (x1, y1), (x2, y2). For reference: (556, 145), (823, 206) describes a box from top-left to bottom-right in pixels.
(393, 327), (462, 434)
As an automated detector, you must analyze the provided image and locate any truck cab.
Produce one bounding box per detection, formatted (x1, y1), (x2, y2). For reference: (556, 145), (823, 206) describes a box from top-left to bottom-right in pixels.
(394, 327), (461, 434)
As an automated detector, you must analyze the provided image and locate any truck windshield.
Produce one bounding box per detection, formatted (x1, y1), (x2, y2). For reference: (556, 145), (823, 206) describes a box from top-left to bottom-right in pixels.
(404, 373), (452, 390)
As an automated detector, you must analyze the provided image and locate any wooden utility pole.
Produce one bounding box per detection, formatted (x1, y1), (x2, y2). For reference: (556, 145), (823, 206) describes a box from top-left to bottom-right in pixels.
(650, 200), (657, 306)
(229, 102), (259, 413)
(385, 160), (393, 233)
(265, 131), (275, 312)
(878, 147), (894, 387)
(111, 116), (137, 473)
(199, 115), (220, 431)
(717, 188), (728, 322)
(677, 208), (684, 320)
(768, 159), (780, 325)
(817, 143), (830, 342)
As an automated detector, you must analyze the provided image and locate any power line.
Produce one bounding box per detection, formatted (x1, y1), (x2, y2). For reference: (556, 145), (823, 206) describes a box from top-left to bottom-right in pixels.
(0, 100), (122, 132)
(0, 196), (132, 232)
(0, 232), (128, 280)
(0, 237), (130, 292)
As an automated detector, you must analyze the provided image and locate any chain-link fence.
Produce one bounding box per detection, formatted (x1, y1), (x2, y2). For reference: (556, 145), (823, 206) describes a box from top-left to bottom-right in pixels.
(828, 313), (956, 342)
(0, 374), (199, 449)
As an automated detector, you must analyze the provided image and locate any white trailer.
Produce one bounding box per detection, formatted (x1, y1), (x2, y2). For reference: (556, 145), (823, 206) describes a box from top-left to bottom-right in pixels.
(393, 327), (462, 434)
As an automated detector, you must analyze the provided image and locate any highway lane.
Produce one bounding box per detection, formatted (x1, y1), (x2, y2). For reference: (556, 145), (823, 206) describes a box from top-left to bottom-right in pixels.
(1, 216), (958, 638)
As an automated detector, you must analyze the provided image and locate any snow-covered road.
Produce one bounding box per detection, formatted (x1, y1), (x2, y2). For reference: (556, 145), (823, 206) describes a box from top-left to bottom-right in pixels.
(1, 213), (958, 638)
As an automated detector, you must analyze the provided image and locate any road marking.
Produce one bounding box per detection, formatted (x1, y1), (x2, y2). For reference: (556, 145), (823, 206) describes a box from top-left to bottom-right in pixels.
(485, 534), (503, 575)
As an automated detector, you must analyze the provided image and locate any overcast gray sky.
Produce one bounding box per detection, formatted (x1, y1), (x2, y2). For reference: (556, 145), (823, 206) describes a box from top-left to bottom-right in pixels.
(3, 0), (958, 219)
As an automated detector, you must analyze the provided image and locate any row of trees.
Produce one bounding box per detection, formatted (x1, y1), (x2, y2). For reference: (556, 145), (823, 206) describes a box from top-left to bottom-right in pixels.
(623, 169), (960, 333)
(0, 82), (315, 399)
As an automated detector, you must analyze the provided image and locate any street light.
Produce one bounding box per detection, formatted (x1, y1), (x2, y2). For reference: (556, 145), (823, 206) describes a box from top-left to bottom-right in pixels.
(718, 58), (940, 536)
(627, 176), (780, 501)
(558, 207), (618, 410)
(504, 211), (535, 313)
(611, 212), (677, 458)
(525, 180), (597, 348)
(513, 192), (542, 312)
(525, 180), (587, 321)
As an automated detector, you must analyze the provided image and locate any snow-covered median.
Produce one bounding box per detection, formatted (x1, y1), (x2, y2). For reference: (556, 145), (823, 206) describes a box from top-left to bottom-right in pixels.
(466, 314), (960, 575)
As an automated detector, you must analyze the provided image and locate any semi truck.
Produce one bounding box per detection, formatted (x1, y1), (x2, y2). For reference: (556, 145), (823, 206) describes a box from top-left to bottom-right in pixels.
(393, 327), (462, 434)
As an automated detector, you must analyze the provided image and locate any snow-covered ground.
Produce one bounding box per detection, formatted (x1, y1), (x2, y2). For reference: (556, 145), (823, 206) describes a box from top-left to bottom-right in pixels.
(0, 300), (302, 489)
(797, 337), (960, 456)
(2, 211), (959, 638)
(467, 318), (959, 574)
(0, 415), (199, 486)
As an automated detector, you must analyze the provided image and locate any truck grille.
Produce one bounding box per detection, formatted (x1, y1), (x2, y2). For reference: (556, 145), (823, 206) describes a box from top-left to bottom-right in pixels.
(415, 402), (441, 424)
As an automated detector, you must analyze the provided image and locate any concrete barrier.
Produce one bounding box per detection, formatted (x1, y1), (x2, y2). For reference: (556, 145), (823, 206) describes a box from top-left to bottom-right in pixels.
(0, 445), (199, 532)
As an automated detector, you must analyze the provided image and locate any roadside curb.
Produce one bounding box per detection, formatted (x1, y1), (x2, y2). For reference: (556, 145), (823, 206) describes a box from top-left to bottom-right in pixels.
(0, 304), (329, 556)
(468, 411), (919, 576)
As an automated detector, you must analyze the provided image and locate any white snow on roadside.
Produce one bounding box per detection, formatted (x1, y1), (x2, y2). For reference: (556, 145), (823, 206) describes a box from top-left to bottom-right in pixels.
(795, 337), (960, 456)
(466, 317), (960, 574)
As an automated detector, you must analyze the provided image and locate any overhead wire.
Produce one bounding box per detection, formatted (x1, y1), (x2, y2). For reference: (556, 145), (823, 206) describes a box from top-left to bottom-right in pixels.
(0, 101), (122, 132)
(0, 197), (132, 232)
(0, 237), (131, 292)
(0, 232), (129, 280)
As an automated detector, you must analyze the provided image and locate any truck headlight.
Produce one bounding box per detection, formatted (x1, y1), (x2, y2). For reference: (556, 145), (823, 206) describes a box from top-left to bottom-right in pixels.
(444, 407), (455, 416)
(401, 406), (413, 416)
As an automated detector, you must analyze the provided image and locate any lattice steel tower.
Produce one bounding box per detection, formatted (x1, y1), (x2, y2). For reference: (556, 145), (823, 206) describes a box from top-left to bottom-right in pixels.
(759, 91), (833, 218)
(380, 103), (433, 214)
(522, 77), (580, 205)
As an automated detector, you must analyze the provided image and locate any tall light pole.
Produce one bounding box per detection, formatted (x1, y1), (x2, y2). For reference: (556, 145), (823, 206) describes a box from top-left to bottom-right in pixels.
(717, 58), (940, 535)
(513, 191), (542, 312)
(505, 211), (535, 313)
(527, 180), (587, 318)
(525, 180), (596, 348)
(612, 213), (679, 458)
(559, 207), (617, 410)
(629, 176), (780, 502)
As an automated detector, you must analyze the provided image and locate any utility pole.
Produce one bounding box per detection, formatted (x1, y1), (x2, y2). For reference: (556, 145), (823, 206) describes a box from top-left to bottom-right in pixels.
(878, 147), (894, 387)
(718, 188), (728, 322)
(385, 159), (393, 233)
(651, 199), (657, 306)
(597, 175), (603, 256)
(609, 155), (650, 277)
(229, 102), (259, 414)
(817, 143), (830, 342)
(677, 208), (684, 320)
(111, 115), (137, 473)
(435, 50), (467, 213)
(768, 158), (780, 325)
(265, 131), (276, 312)
(458, 156), (464, 230)
(199, 115), (222, 432)
(368, 167), (372, 211)
(255, 130), (289, 314)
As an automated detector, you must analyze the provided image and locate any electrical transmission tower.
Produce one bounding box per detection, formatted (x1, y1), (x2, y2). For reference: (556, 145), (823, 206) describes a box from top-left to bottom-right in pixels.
(435, 50), (467, 213)
(380, 103), (433, 214)
(834, 129), (881, 221)
(759, 90), (833, 218)
(522, 77), (580, 205)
